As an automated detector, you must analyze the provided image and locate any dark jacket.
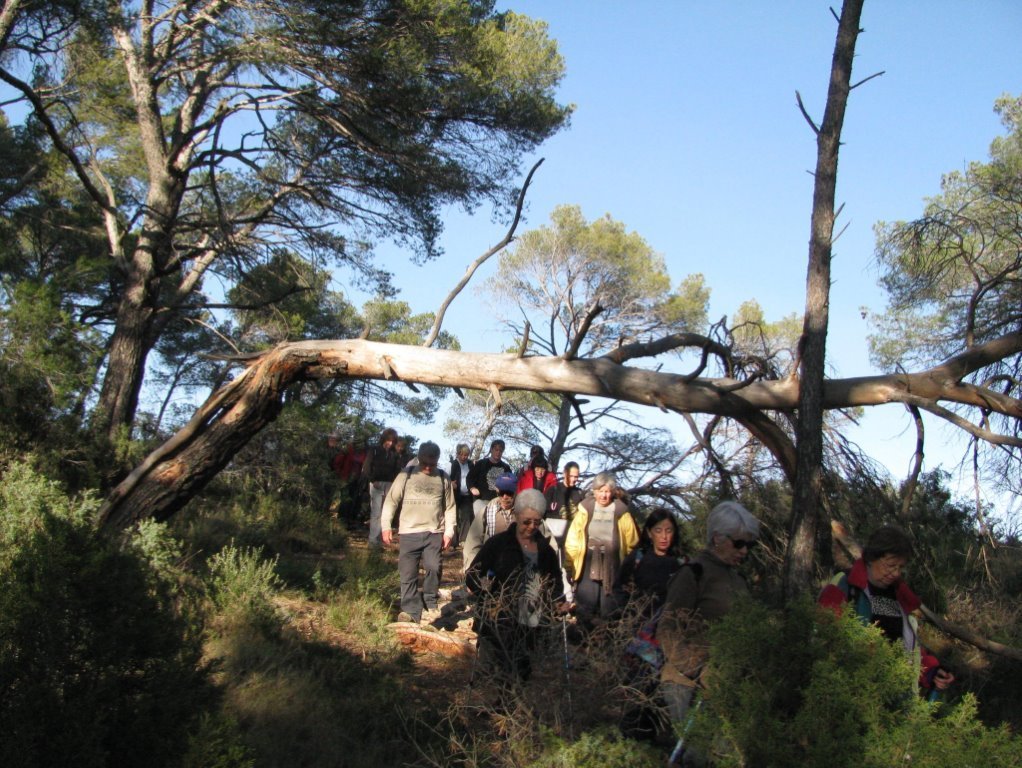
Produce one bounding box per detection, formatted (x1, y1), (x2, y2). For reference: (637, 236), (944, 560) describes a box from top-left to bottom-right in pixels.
(467, 524), (565, 604)
(659, 550), (749, 686)
(467, 457), (512, 502)
(449, 459), (473, 501)
(614, 548), (685, 609)
(544, 482), (584, 520)
(360, 444), (402, 484)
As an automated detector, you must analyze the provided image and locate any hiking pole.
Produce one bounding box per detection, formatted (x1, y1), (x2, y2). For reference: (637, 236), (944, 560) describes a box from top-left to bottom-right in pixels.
(553, 541), (575, 739)
(560, 608), (574, 739)
(668, 692), (701, 766)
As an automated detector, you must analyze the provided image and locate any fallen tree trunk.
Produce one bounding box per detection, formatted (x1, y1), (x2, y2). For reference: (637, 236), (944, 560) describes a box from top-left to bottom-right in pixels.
(98, 332), (1022, 529)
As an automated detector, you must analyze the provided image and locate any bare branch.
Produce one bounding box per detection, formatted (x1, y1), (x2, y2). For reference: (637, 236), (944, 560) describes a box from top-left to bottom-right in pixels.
(564, 301), (604, 360)
(795, 90), (821, 135)
(850, 70), (885, 90)
(421, 159), (545, 348)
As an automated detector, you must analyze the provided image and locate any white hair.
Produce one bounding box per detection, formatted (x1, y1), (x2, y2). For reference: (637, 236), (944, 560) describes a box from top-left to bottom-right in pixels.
(591, 472), (618, 491)
(706, 501), (760, 547)
(514, 489), (547, 516)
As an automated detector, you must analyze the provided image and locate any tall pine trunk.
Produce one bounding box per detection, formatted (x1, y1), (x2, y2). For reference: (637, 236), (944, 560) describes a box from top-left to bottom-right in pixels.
(784, 0), (865, 598)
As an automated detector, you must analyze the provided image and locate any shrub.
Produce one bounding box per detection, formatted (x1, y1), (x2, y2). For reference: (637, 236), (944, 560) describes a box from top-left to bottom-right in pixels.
(0, 462), (208, 768)
(207, 543), (283, 633)
(530, 727), (664, 767)
(685, 598), (1022, 768)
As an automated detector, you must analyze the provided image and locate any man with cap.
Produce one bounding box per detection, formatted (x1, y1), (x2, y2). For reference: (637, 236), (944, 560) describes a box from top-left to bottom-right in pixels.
(462, 471), (517, 576)
(382, 441), (456, 624)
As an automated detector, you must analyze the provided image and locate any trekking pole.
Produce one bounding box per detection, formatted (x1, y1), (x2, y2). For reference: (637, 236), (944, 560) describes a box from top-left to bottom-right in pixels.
(554, 543), (575, 738)
(560, 609), (574, 739)
(668, 692), (701, 766)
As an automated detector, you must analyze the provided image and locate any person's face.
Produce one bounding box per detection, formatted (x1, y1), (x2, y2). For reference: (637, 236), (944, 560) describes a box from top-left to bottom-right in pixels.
(457, 449), (470, 463)
(533, 466), (546, 480)
(564, 468), (579, 487)
(489, 444), (504, 461)
(516, 509), (543, 540)
(382, 437), (395, 449)
(715, 531), (756, 566)
(866, 554), (908, 589)
(418, 456), (438, 476)
(594, 484), (613, 506)
(498, 490), (515, 509)
(649, 519), (675, 556)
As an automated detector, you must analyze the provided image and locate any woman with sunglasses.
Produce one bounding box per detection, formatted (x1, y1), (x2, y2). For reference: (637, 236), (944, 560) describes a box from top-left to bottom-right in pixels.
(466, 489), (567, 683)
(657, 501), (760, 764)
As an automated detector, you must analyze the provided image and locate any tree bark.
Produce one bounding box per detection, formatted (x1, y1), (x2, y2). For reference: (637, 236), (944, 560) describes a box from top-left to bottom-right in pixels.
(98, 330), (1022, 529)
(784, 0), (865, 599)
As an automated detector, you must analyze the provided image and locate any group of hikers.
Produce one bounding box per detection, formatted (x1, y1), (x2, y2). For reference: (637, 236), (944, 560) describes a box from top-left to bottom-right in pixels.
(329, 430), (955, 765)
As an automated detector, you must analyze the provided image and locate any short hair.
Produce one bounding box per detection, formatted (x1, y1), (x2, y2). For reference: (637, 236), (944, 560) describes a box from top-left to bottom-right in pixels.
(490, 439), (505, 450)
(863, 525), (913, 563)
(706, 501), (760, 547)
(514, 489), (546, 515)
(592, 471), (617, 491)
(532, 457), (549, 470)
(564, 461), (580, 474)
(417, 441), (441, 462)
(455, 442), (470, 456)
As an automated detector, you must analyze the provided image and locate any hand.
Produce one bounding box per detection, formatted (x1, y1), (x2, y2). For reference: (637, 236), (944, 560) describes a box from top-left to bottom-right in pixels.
(442, 534), (453, 550)
(933, 668), (955, 690)
(381, 529), (393, 546)
(470, 487), (480, 496)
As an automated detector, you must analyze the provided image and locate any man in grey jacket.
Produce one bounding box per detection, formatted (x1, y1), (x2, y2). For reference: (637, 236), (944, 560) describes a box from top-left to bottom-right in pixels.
(382, 441), (456, 624)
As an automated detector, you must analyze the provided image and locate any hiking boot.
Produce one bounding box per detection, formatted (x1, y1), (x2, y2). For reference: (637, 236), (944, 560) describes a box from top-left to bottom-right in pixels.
(397, 611), (418, 623)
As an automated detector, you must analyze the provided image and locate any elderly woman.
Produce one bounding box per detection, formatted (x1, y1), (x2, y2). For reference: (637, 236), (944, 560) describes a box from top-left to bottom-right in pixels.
(658, 501), (760, 749)
(564, 472), (640, 619)
(466, 489), (566, 682)
(818, 525), (955, 697)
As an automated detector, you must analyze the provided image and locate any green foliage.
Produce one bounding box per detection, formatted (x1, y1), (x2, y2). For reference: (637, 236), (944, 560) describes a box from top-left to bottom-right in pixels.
(871, 94), (1022, 370)
(324, 549), (401, 651)
(0, 280), (99, 460)
(207, 543), (284, 633)
(180, 712), (256, 768)
(686, 598), (1022, 768)
(488, 204), (699, 358)
(0, 462), (209, 768)
(530, 727), (664, 767)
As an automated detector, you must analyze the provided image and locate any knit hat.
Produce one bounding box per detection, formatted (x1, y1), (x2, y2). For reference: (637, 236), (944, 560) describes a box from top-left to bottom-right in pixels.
(494, 473), (518, 493)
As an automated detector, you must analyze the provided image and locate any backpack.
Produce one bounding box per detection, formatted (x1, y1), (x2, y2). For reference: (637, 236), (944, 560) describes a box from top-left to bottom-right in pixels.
(623, 562), (702, 672)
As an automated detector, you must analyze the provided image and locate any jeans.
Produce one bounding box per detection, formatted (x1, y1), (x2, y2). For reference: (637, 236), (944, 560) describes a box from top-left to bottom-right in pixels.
(368, 481), (392, 547)
(462, 498), (490, 575)
(398, 531), (442, 619)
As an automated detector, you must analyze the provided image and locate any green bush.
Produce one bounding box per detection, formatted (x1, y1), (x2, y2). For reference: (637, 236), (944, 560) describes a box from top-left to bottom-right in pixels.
(530, 727), (665, 767)
(685, 598), (1022, 768)
(0, 462), (208, 768)
(207, 543), (284, 633)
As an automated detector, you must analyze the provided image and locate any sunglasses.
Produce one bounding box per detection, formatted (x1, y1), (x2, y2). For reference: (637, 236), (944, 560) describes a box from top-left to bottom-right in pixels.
(518, 518), (542, 528)
(499, 490), (515, 497)
(727, 536), (757, 551)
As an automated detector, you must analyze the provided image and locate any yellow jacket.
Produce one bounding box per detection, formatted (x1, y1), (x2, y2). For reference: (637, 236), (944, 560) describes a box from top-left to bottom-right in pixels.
(564, 498), (640, 582)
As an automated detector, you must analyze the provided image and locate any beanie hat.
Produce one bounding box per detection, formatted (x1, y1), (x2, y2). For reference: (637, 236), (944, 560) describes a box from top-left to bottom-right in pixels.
(494, 473), (518, 493)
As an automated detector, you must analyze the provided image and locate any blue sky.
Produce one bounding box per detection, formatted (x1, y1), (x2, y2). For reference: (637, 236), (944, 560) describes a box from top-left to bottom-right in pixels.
(360, 2), (1022, 503)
